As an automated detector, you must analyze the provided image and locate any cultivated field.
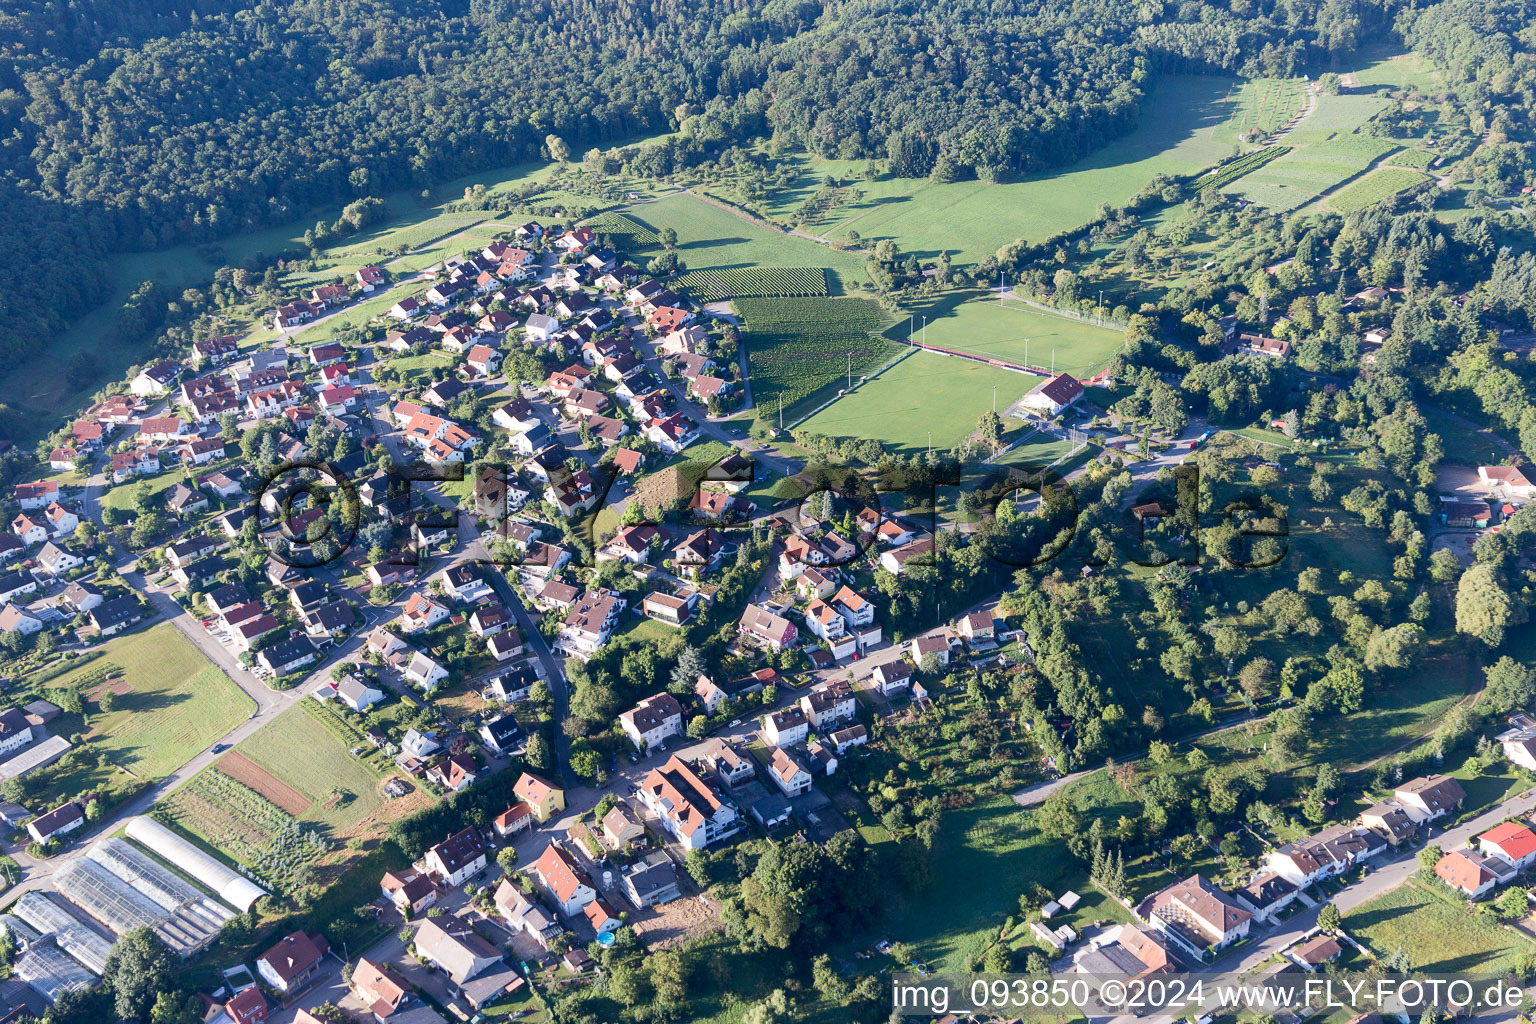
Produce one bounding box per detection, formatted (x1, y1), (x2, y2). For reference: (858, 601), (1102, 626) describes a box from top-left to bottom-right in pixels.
(735, 295), (899, 419)
(219, 750), (313, 815)
(1217, 77), (1309, 141)
(38, 625), (253, 798)
(235, 703), (385, 833)
(800, 351), (1036, 455)
(1222, 93), (1394, 211)
(1323, 166), (1428, 212)
(904, 294), (1126, 379)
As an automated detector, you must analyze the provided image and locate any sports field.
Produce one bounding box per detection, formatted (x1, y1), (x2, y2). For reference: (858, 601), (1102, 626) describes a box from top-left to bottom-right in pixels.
(800, 351), (1037, 455)
(37, 625), (254, 801)
(904, 295), (1126, 379)
(810, 75), (1240, 261)
(235, 704), (385, 833)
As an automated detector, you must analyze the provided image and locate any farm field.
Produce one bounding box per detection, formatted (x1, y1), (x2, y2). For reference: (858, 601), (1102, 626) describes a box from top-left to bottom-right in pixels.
(1217, 77), (1309, 141)
(735, 295), (899, 420)
(1323, 166), (1429, 212)
(36, 625), (254, 801)
(234, 703), (386, 834)
(800, 350), (1036, 455)
(621, 193), (869, 289)
(1343, 881), (1536, 975)
(814, 75), (1241, 261)
(1222, 93), (1394, 211)
(904, 293), (1126, 379)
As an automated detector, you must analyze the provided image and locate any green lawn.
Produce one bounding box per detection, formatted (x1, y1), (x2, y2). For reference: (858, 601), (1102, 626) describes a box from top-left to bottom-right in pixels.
(37, 625), (254, 800)
(815, 75), (1240, 261)
(1344, 880), (1536, 974)
(235, 703), (386, 834)
(623, 193), (869, 289)
(800, 351), (1037, 455)
(902, 292), (1127, 379)
(1350, 48), (1444, 93)
(874, 796), (1089, 973)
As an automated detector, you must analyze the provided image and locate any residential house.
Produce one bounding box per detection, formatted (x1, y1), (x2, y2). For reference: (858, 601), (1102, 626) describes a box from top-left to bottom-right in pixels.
(88, 596), (143, 636)
(800, 681), (856, 729)
(557, 589), (626, 659)
(487, 631), (525, 663)
(1478, 821), (1536, 871)
(1144, 875), (1253, 954)
(830, 724), (869, 755)
(1394, 775), (1466, 823)
(404, 651), (449, 692)
(257, 637), (319, 677)
(643, 589), (698, 627)
(424, 828), (488, 887)
(410, 918), (522, 1010)
(492, 804), (533, 838)
(624, 857), (682, 908)
(1232, 872), (1300, 924)
(400, 593), (449, 632)
(334, 676), (385, 712)
(256, 932), (329, 995)
(530, 842), (598, 916)
(1435, 849), (1505, 899)
(880, 538), (934, 575)
(427, 753), (479, 793)
(513, 772), (564, 823)
(493, 879), (562, 952)
(350, 958), (411, 1021)
(636, 756), (740, 850)
(956, 610), (995, 643)
(26, 800), (84, 844)
(618, 692), (685, 752)
(478, 715), (521, 757)
(1358, 800), (1418, 847)
(738, 603), (797, 651)
(600, 803), (645, 850)
(768, 747), (812, 797)
(871, 659), (913, 696)
(763, 706), (809, 747)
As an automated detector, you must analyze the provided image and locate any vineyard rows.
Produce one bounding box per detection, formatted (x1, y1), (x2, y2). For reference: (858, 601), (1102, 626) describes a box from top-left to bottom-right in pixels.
(1196, 145), (1292, 192)
(588, 212), (660, 250)
(675, 266), (829, 301)
(737, 297), (898, 415)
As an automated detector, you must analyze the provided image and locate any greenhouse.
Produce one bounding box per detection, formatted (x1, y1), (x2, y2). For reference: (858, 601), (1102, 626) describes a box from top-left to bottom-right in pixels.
(0, 914), (42, 948)
(87, 837), (209, 912)
(52, 856), (165, 934)
(13, 943), (94, 1002)
(125, 816), (266, 912)
(12, 893), (111, 975)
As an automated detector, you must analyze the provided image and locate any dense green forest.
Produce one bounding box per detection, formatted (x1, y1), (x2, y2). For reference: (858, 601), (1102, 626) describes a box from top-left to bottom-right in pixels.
(0, 0), (1409, 376)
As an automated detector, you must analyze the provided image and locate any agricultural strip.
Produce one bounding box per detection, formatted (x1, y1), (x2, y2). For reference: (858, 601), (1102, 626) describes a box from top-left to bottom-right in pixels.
(217, 751), (313, 816)
(736, 296), (899, 420)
